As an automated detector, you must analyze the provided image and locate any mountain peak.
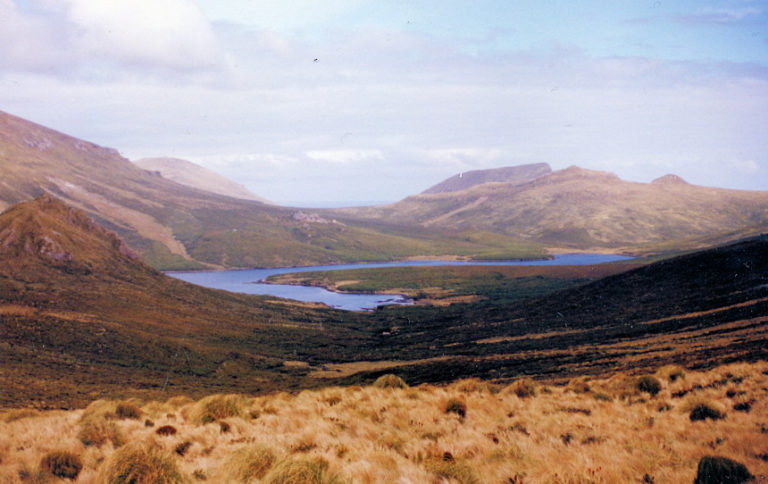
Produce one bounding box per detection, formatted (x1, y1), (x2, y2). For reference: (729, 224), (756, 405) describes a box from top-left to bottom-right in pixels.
(652, 174), (689, 185)
(0, 195), (142, 276)
(542, 165), (622, 184)
(422, 163), (552, 194)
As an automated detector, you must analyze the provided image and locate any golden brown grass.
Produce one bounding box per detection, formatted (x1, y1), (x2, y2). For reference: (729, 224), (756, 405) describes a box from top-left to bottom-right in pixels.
(0, 361), (766, 483)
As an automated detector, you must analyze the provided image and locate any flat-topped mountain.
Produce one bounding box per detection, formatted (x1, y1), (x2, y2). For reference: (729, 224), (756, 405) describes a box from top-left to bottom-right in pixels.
(0, 110), (538, 269)
(133, 157), (272, 203)
(338, 165), (768, 252)
(422, 163), (552, 194)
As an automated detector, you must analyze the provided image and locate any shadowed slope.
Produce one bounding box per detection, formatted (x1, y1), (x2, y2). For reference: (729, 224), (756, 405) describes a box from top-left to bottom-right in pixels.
(0, 196), (375, 407)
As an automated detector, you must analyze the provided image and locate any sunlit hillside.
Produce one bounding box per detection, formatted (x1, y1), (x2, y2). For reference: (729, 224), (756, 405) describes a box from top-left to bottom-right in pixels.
(1, 362), (765, 483)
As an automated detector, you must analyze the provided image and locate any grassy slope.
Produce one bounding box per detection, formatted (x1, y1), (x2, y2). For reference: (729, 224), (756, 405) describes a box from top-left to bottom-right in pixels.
(1, 362), (766, 483)
(337, 166), (768, 253)
(265, 264), (639, 304)
(0, 110), (545, 269)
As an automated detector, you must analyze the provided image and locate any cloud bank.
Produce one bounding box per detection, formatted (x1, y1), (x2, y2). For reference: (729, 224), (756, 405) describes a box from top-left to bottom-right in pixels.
(1, 1), (766, 204)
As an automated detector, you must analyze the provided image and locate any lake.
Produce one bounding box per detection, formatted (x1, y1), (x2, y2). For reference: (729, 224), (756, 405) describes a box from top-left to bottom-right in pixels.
(168, 253), (633, 311)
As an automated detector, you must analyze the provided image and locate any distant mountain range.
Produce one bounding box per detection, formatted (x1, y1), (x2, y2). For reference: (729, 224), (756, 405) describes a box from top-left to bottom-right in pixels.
(133, 157), (272, 204)
(339, 164), (768, 253)
(0, 110), (540, 269)
(3, 109), (767, 264)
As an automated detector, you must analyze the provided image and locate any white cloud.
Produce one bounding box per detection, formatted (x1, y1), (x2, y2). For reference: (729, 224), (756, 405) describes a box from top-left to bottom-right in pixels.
(63, 0), (222, 69)
(305, 150), (384, 164)
(0, 0), (224, 75)
(732, 159), (760, 174)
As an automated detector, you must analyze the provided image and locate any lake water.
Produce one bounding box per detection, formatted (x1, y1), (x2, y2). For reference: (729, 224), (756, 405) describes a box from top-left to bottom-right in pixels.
(168, 254), (632, 311)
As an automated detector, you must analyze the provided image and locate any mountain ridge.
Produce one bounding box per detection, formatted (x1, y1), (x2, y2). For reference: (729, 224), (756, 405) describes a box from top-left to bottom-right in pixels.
(133, 157), (272, 204)
(337, 165), (768, 252)
(422, 163), (552, 194)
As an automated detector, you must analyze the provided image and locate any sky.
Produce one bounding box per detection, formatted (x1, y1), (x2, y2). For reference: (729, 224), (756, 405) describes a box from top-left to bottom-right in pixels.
(1, 1), (767, 206)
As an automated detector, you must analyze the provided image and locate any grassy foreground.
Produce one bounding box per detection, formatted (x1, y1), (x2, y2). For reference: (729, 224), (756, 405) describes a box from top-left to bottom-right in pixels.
(2, 361), (766, 483)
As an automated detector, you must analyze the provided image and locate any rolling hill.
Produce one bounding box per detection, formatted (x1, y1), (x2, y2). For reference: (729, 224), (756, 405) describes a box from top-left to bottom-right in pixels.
(0, 110), (544, 269)
(133, 156), (272, 204)
(421, 163), (551, 194)
(1, 196), (765, 408)
(338, 165), (768, 253)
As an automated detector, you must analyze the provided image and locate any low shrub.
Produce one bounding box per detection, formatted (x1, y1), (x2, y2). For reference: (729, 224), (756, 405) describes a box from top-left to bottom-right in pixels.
(637, 375), (662, 396)
(690, 403), (726, 422)
(373, 374), (408, 389)
(156, 425), (178, 436)
(693, 456), (753, 484)
(445, 398), (467, 418)
(40, 451), (83, 479)
(78, 420), (125, 447)
(98, 442), (186, 484)
(175, 441), (192, 457)
(225, 445), (276, 482)
(733, 400), (753, 412)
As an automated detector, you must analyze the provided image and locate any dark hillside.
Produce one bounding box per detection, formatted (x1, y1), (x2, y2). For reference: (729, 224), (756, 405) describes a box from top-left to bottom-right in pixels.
(348, 235), (768, 383)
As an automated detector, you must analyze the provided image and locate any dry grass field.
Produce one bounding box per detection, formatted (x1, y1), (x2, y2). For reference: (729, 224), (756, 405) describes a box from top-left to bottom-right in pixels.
(2, 361), (766, 483)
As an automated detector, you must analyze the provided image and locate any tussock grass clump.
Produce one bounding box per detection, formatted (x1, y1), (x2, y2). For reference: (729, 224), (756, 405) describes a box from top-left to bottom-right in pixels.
(452, 378), (497, 394)
(444, 398), (467, 418)
(373, 374), (408, 389)
(425, 458), (480, 484)
(657, 365), (686, 382)
(165, 395), (195, 409)
(693, 456), (753, 484)
(690, 402), (726, 421)
(78, 420), (125, 447)
(636, 375), (662, 396)
(115, 402), (142, 420)
(40, 451), (83, 479)
(225, 445), (277, 482)
(98, 442), (186, 484)
(263, 457), (344, 484)
(2, 408), (41, 422)
(566, 376), (591, 394)
(80, 399), (120, 423)
(506, 378), (536, 398)
(188, 394), (246, 424)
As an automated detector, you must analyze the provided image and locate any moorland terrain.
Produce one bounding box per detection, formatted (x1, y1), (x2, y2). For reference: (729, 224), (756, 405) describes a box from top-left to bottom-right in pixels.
(1, 110), (767, 482)
(2, 362), (766, 483)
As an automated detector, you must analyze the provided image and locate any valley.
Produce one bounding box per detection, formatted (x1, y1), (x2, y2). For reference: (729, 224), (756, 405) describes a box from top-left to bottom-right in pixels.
(1, 111), (766, 483)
